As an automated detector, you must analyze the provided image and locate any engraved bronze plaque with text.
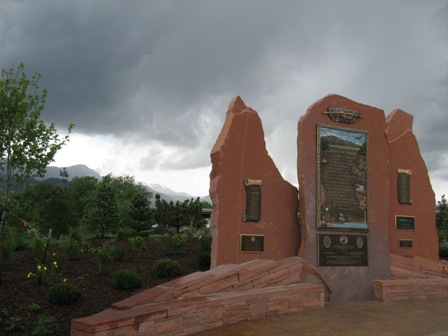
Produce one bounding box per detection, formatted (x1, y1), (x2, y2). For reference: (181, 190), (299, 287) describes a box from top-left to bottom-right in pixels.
(243, 179), (262, 222)
(395, 216), (415, 231)
(240, 235), (264, 253)
(399, 240), (413, 248)
(397, 169), (412, 204)
(318, 234), (368, 266)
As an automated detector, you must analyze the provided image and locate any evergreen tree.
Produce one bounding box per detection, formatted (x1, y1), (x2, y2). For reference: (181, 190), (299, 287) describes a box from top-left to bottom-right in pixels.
(128, 192), (152, 233)
(153, 195), (206, 233)
(87, 175), (119, 237)
(39, 186), (74, 238)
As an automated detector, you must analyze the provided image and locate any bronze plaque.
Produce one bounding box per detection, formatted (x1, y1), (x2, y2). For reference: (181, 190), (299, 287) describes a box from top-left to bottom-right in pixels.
(318, 234), (368, 266)
(317, 125), (368, 231)
(395, 216), (415, 231)
(243, 179), (262, 222)
(397, 169), (412, 204)
(399, 239), (413, 248)
(240, 234), (264, 252)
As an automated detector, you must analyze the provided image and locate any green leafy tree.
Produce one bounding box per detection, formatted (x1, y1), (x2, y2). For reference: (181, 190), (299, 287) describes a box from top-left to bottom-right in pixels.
(153, 195), (206, 233)
(66, 176), (98, 226)
(0, 63), (73, 285)
(109, 175), (152, 227)
(87, 175), (119, 237)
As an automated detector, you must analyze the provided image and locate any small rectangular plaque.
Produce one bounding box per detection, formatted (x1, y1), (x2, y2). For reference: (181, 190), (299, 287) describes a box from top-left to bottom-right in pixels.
(240, 234), (264, 253)
(318, 234), (368, 266)
(399, 239), (413, 248)
(395, 216), (415, 231)
(243, 178), (262, 222)
(397, 169), (412, 204)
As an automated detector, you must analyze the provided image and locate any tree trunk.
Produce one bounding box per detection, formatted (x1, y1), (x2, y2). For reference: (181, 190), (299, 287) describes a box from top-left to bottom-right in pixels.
(0, 209), (7, 286)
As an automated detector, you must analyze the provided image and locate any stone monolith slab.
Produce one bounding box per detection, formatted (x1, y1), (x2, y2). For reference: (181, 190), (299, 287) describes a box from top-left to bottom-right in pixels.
(386, 109), (439, 259)
(209, 96), (299, 268)
(297, 94), (390, 302)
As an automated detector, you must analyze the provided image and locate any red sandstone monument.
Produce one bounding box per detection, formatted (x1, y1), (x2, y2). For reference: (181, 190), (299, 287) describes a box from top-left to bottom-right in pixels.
(209, 96), (299, 268)
(70, 95), (448, 336)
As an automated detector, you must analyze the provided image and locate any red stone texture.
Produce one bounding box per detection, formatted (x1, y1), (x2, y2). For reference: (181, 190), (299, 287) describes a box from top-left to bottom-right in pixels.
(390, 254), (448, 279)
(297, 94), (391, 302)
(373, 278), (448, 302)
(386, 109), (439, 259)
(209, 96), (299, 268)
(71, 283), (324, 336)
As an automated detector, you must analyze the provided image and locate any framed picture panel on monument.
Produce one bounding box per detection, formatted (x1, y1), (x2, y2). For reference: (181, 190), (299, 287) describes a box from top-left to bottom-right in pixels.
(317, 124), (369, 231)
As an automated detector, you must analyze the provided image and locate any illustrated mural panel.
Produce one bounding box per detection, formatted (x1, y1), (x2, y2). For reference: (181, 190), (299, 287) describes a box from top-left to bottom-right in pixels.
(317, 125), (368, 231)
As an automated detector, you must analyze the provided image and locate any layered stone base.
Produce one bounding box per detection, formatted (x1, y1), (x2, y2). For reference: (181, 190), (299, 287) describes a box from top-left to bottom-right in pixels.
(71, 284), (324, 335)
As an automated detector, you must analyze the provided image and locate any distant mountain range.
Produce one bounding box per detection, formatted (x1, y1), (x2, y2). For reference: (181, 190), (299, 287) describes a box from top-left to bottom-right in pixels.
(40, 164), (212, 204)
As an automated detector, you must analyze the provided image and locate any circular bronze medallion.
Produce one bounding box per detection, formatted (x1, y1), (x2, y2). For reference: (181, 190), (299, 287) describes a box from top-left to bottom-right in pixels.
(356, 237), (364, 249)
(340, 236), (348, 245)
(323, 236), (331, 248)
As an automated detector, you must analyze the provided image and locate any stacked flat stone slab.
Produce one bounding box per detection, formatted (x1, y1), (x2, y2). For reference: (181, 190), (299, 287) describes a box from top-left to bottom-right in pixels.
(209, 96), (299, 268)
(390, 254), (448, 280)
(70, 257), (324, 335)
(386, 109), (439, 259)
(112, 257), (303, 309)
(71, 284), (324, 336)
(297, 94), (391, 302)
(374, 279), (448, 302)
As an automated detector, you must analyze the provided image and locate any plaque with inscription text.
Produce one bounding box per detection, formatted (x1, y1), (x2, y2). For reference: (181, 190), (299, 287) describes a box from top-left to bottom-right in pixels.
(240, 235), (264, 253)
(395, 216), (415, 231)
(397, 169), (412, 204)
(317, 125), (369, 231)
(399, 240), (413, 248)
(243, 179), (262, 222)
(318, 234), (368, 266)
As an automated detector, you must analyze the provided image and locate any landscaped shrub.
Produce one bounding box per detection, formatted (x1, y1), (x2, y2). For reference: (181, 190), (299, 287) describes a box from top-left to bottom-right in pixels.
(117, 226), (137, 240)
(112, 269), (143, 290)
(152, 258), (182, 278)
(129, 236), (146, 252)
(32, 316), (55, 336)
(98, 241), (126, 264)
(48, 282), (82, 305)
(9, 233), (29, 251)
(197, 251), (211, 269)
(164, 233), (187, 253)
(31, 237), (46, 260)
(440, 246), (448, 259)
(58, 235), (80, 257)
(199, 229), (212, 252)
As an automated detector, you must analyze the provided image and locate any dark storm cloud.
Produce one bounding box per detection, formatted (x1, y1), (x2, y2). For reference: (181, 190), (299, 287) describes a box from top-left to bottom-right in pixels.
(1, 0), (447, 175)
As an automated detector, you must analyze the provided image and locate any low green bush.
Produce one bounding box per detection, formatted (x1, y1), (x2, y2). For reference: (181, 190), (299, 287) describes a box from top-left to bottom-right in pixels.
(58, 235), (81, 257)
(199, 229), (212, 252)
(48, 282), (82, 305)
(440, 246), (448, 258)
(117, 226), (137, 240)
(152, 258), (182, 278)
(112, 269), (143, 290)
(32, 316), (55, 336)
(197, 251), (211, 269)
(165, 233), (187, 252)
(98, 241), (126, 264)
(129, 236), (146, 252)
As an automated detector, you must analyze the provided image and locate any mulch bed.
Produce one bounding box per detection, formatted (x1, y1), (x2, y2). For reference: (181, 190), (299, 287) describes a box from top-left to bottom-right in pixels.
(0, 236), (206, 335)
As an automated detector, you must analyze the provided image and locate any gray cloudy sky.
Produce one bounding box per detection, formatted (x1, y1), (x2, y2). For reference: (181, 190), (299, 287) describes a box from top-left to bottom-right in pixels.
(1, 0), (447, 198)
